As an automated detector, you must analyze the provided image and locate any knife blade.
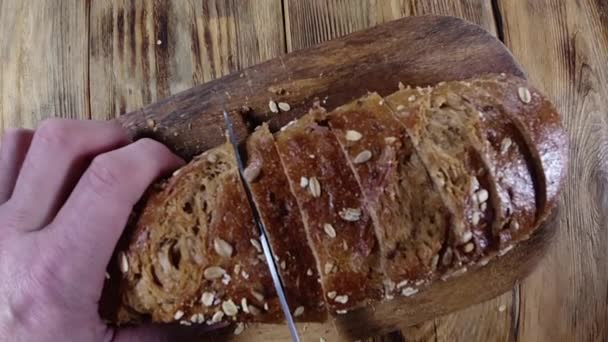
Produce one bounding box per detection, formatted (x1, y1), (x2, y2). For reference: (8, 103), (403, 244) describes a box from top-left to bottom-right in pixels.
(222, 110), (301, 342)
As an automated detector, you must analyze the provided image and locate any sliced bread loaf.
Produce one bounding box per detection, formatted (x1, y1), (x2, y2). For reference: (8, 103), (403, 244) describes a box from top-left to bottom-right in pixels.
(244, 124), (327, 321)
(274, 107), (383, 313)
(327, 93), (450, 297)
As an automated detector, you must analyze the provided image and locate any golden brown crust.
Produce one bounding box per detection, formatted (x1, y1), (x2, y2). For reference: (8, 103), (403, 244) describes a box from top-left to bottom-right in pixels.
(108, 144), (282, 325)
(328, 93), (450, 295)
(244, 125), (327, 321)
(275, 107), (383, 313)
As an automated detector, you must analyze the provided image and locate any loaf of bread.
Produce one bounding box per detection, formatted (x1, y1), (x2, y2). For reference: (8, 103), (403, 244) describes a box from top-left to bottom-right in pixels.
(100, 74), (568, 327)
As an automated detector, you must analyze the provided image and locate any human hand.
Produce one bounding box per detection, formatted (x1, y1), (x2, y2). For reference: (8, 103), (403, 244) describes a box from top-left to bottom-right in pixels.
(0, 120), (211, 341)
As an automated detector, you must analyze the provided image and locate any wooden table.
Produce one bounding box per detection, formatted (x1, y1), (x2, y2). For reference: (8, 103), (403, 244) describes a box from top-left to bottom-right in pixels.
(1, 1), (606, 341)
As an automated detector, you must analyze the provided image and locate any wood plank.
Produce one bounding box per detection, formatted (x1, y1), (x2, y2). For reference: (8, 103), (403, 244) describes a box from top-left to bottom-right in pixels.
(284, 0), (496, 52)
(0, 0), (89, 130)
(89, 0), (285, 121)
(283, 2), (511, 341)
(497, 0), (608, 340)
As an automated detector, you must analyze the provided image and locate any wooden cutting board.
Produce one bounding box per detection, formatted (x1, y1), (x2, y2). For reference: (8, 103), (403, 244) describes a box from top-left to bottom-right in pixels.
(118, 15), (553, 341)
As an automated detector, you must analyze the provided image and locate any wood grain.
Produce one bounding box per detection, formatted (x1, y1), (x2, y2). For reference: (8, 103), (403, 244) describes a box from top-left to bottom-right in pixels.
(284, 0), (497, 52)
(89, 0), (285, 121)
(0, 0), (89, 130)
(497, 0), (608, 340)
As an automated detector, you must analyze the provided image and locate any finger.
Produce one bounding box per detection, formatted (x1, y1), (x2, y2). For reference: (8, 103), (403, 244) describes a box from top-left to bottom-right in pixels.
(0, 128), (34, 204)
(8, 119), (130, 231)
(41, 138), (183, 290)
(111, 322), (225, 342)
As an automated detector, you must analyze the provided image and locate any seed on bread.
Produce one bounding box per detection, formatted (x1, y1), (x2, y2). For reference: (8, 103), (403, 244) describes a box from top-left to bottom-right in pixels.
(308, 177), (321, 197)
(500, 138), (513, 154)
(243, 163), (262, 183)
(400, 287), (419, 297)
(306, 268), (313, 276)
(211, 311), (224, 323)
(204, 266), (226, 280)
(324, 262), (334, 274)
(323, 223), (336, 238)
(396, 105), (405, 111)
(518, 87), (532, 104)
(472, 211), (481, 226)
(327, 291), (337, 299)
(461, 230), (473, 244)
(385, 136), (398, 144)
(146, 118), (156, 129)
(222, 300), (239, 316)
(442, 247), (453, 266)
(339, 208), (362, 221)
(241, 298), (249, 313)
(250, 239), (262, 253)
(213, 238), (233, 258)
(269, 100), (279, 113)
(476, 189), (489, 203)
(278, 102), (291, 111)
(293, 306), (305, 317)
(300, 176), (309, 188)
(398, 81), (405, 90)
(353, 150), (372, 164)
(118, 252), (129, 274)
(345, 130), (363, 141)
(174, 310), (184, 320)
(334, 295), (349, 304)
(201, 292), (215, 306)
(464, 242), (475, 253)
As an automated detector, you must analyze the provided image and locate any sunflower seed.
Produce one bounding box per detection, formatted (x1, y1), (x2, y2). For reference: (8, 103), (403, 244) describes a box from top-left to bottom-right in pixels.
(401, 287), (419, 297)
(213, 238), (233, 258)
(334, 295), (349, 304)
(250, 239), (262, 253)
(345, 130), (363, 141)
(222, 300), (239, 316)
(324, 262), (334, 274)
(518, 87), (531, 104)
(323, 223), (336, 238)
(384, 136), (397, 144)
(353, 150), (372, 164)
(119, 252), (129, 274)
(204, 266), (226, 280)
(500, 138), (513, 154)
(293, 306), (305, 317)
(278, 102), (291, 111)
(174, 310), (184, 320)
(211, 311), (224, 323)
(243, 163), (262, 183)
(308, 177), (321, 197)
(339, 208), (362, 222)
(269, 100), (279, 113)
(201, 292), (215, 306)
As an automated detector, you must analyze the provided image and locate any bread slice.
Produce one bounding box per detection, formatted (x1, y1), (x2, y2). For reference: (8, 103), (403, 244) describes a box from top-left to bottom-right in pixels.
(469, 74), (568, 223)
(243, 124), (327, 321)
(109, 144), (282, 325)
(433, 80), (537, 247)
(385, 86), (497, 271)
(274, 107), (383, 313)
(327, 93), (450, 296)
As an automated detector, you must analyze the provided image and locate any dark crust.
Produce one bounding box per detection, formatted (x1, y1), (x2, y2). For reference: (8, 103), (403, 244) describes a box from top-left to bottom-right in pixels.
(245, 124), (328, 321)
(328, 93), (450, 289)
(470, 74), (569, 224)
(437, 80), (537, 246)
(275, 108), (383, 312)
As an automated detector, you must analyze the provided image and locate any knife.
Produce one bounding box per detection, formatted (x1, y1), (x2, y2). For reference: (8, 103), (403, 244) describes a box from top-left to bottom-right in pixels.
(222, 110), (301, 342)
